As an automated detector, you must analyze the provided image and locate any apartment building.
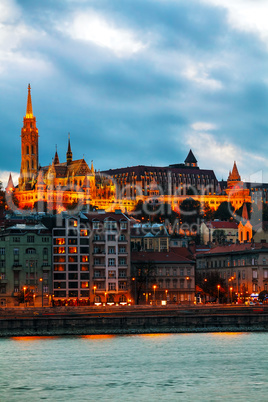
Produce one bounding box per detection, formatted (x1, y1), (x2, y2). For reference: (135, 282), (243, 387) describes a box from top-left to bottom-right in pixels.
(84, 211), (131, 305)
(196, 243), (268, 295)
(0, 223), (52, 307)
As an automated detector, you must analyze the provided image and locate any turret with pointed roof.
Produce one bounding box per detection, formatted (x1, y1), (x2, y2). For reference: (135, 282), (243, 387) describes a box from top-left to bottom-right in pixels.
(184, 149), (198, 167)
(54, 145), (59, 165)
(228, 161), (241, 183)
(6, 173), (14, 193)
(66, 133), (73, 165)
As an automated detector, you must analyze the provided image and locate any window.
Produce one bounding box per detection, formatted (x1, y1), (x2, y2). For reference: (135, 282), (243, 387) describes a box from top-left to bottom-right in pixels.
(27, 236), (34, 243)
(54, 256), (66, 262)
(13, 237), (20, 243)
(54, 247), (65, 254)
(108, 270), (116, 278)
(68, 247), (77, 254)
(119, 282), (126, 290)
(81, 256), (88, 262)
(42, 237), (49, 242)
(108, 247), (115, 254)
(93, 222), (100, 229)
(68, 256), (77, 262)
(252, 270), (258, 279)
(166, 268), (170, 276)
(120, 222), (127, 230)
(68, 238), (77, 245)
(119, 258), (126, 265)
(54, 265), (65, 271)
(108, 235), (115, 241)
(108, 282), (116, 290)
(264, 269), (268, 279)
(108, 258), (115, 266)
(80, 229), (88, 237)
(119, 247), (126, 253)
(0, 248), (5, 255)
(13, 248), (19, 255)
(26, 248), (36, 254)
(119, 234), (126, 241)
(180, 269), (184, 276)
(187, 269), (191, 276)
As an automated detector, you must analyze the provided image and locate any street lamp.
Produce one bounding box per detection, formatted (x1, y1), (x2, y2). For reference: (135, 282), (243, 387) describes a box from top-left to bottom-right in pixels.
(39, 278), (43, 308)
(93, 286), (96, 305)
(132, 277), (137, 305)
(165, 289), (168, 302)
(23, 286), (27, 307)
(230, 287), (233, 304)
(217, 285), (220, 304)
(153, 285), (156, 303)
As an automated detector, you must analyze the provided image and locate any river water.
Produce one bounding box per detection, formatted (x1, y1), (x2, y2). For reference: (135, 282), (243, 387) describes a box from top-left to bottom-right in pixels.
(0, 333), (267, 401)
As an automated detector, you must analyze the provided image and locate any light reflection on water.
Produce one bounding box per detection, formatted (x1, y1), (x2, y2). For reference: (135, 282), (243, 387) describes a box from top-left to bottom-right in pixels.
(0, 333), (267, 401)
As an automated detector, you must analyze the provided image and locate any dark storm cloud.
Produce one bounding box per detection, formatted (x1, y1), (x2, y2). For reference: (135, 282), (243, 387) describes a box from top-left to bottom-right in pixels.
(1, 0), (268, 186)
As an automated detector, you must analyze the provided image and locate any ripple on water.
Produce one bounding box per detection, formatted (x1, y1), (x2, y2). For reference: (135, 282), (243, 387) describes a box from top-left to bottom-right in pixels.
(0, 333), (267, 401)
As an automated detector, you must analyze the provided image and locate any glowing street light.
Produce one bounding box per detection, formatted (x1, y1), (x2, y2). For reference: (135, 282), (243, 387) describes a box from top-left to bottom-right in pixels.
(153, 285), (157, 302)
(217, 285), (220, 303)
(23, 286), (27, 307)
(39, 278), (43, 308)
(230, 287), (233, 304)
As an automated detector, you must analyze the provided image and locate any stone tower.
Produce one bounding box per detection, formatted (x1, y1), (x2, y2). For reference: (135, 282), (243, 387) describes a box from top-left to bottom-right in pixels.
(19, 84), (39, 189)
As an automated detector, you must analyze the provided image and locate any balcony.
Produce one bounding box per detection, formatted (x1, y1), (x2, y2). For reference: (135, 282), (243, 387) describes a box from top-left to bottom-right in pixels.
(93, 237), (105, 243)
(93, 276), (106, 280)
(93, 250), (105, 255)
(12, 265), (22, 270)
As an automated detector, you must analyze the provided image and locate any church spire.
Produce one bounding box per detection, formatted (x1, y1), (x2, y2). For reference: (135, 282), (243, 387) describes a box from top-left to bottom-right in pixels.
(242, 202), (249, 222)
(25, 83), (33, 118)
(66, 133), (73, 165)
(54, 145), (59, 165)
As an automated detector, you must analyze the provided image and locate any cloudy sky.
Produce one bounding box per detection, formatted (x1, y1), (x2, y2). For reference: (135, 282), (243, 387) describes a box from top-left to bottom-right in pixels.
(1, 0), (268, 187)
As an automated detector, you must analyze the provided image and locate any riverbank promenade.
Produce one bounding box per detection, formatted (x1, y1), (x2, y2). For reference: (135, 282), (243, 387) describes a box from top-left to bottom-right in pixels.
(0, 305), (268, 337)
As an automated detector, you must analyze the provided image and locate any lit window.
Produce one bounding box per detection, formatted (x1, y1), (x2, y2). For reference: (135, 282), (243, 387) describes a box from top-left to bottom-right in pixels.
(68, 247), (77, 254)
(55, 238), (66, 245)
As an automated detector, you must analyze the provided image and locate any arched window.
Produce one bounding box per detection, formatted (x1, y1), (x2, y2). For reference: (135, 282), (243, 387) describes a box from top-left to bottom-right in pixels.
(26, 146), (29, 155)
(26, 248), (36, 254)
(31, 145), (34, 154)
(119, 295), (127, 303)
(107, 294), (114, 303)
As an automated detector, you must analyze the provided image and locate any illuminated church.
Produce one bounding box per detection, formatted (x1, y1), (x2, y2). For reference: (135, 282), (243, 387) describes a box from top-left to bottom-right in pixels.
(5, 85), (253, 215)
(6, 85), (119, 213)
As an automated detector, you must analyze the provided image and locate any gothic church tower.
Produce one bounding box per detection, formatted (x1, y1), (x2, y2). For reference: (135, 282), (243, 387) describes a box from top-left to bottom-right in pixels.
(19, 84), (39, 189)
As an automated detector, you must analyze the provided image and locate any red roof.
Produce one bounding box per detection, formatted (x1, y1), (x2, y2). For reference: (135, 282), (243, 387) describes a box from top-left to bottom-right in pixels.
(200, 242), (268, 256)
(131, 250), (194, 263)
(169, 247), (194, 260)
(206, 221), (238, 229)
